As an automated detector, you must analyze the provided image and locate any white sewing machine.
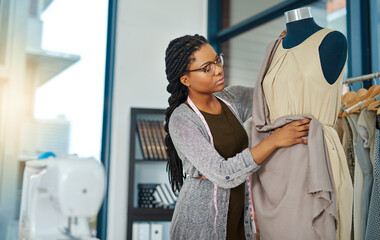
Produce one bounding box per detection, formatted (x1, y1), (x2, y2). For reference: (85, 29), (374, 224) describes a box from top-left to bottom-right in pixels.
(18, 156), (106, 240)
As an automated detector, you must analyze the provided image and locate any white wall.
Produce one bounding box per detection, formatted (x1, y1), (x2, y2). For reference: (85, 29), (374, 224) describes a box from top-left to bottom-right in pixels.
(108, 1), (207, 239)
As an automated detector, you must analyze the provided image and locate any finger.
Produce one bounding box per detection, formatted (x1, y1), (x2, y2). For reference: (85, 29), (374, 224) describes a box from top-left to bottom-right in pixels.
(298, 124), (310, 131)
(299, 130), (309, 137)
(302, 139), (308, 145)
(293, 118), (310, 126)
(295, 131), (309, 139)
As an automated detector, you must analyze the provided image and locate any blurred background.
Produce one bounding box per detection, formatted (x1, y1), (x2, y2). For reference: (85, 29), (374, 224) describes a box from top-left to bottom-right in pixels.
(0, 0), (379, 239)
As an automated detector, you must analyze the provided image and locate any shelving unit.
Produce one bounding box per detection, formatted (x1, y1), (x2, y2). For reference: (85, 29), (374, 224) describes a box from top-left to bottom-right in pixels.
(127, 108), (174, 240)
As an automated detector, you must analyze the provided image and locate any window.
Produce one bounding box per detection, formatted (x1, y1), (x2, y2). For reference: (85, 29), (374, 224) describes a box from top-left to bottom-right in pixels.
(0, 0), (109, 239)
(221, 0), (286, 29)
(221, 0), (347, 86)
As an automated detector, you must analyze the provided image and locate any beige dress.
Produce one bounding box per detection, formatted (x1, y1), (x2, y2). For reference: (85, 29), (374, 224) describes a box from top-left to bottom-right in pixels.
(262, 29), (353, 240)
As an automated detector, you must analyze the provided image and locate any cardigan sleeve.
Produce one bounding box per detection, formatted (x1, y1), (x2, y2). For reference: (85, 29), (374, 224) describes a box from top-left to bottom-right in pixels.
(169, 112), (260, 189)
(215, 85), (254, 122)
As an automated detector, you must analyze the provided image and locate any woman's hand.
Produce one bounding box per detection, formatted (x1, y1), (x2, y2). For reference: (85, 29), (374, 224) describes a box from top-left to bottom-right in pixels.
(249, 118), (311, 165)
(270, 118), (311, 148)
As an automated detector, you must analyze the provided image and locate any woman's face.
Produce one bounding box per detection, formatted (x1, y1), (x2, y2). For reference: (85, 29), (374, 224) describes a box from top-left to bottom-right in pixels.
(180, 44), (224, 95)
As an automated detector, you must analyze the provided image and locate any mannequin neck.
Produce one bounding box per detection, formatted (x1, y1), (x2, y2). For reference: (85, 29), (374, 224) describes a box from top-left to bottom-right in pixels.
(282, 18), (323, 49)
(285, 7), (312, 23)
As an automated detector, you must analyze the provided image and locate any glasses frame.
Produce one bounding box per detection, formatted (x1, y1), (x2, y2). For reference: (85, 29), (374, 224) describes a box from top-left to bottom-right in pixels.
(184, 53), (224, 75)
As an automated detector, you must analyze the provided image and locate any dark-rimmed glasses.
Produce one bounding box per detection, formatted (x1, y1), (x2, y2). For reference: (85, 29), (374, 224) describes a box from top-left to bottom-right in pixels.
(184, 53), (224, 76)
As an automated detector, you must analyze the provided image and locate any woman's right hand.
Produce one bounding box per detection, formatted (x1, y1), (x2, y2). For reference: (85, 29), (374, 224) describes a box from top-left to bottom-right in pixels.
(249, 118), (311, 165)
(270, 118), (311, 148)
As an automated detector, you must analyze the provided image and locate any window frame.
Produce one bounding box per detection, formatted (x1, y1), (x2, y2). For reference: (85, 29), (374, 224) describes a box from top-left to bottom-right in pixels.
(208, 0), (377, 91)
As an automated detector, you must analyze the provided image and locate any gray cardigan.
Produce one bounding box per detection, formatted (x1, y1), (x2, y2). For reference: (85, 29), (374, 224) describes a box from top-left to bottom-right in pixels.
(169, 85), (259, 240)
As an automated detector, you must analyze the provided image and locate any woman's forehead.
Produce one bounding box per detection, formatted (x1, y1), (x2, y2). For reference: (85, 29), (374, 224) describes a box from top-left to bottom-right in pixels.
(190, 44), (217, 65)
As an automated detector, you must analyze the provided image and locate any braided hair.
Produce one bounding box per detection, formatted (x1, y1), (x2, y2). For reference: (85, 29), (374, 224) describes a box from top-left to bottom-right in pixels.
(164, 34), (209, 194)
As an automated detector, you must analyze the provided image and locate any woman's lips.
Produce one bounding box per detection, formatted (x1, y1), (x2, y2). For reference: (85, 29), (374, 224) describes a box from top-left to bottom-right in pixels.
(216, 77), (224, 85)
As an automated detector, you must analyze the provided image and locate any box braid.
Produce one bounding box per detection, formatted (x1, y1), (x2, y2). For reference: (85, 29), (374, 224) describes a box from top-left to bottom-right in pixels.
(164, 34), (209, 194)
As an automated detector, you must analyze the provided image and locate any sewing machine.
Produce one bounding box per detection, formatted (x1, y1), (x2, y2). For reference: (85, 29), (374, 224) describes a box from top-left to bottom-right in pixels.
(18, 156), (106, 240)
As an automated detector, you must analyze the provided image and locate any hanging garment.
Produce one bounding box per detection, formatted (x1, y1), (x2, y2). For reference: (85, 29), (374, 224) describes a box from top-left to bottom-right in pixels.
(341, 117), (356, 181)
(250, 30), (338, 240)
(365, 115), (380, 239)
(347, 114), (365, 240)
(356, 109), (375, 239)
(357, 109), (376, 166)
(337, 117), (355, 240)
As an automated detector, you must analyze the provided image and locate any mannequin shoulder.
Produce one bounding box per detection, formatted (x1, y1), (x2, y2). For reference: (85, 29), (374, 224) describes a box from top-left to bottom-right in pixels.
(319, 30), (347, 54)
(318, 31), (347, 84)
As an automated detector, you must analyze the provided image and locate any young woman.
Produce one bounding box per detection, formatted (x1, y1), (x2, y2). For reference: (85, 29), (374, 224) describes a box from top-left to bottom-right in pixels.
(164, 34), (310, 240)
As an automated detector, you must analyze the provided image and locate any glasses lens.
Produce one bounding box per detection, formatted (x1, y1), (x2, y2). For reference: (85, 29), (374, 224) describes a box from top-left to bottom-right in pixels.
(218, 54), (224, 67)
(206, 54), (224, 75)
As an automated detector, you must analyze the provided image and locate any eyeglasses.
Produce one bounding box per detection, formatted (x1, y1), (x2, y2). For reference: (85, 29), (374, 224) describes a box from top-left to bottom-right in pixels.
(185, 53), (224, 75)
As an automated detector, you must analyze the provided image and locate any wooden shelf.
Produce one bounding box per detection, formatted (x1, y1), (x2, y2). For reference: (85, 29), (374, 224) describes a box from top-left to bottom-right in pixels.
(127, 108), (173, 240)
(128, 208), (174, 221)
(134, 158), (168, 163)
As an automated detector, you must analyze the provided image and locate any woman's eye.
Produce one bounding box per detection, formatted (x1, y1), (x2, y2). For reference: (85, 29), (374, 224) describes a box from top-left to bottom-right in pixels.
(203, 65), (211, 72)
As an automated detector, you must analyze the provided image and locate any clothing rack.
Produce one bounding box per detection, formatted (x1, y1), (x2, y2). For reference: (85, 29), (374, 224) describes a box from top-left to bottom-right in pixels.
(343, 71), (380, 84)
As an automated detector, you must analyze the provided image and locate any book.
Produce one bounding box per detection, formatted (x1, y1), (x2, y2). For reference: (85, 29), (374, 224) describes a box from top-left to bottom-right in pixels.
(150, 121), (163, 159)
(138, 222), (150, 240)
(143, 120), (159, 160)
(136, 120), (149, 159)
(155, 184), (170, 206)
(150, 223), (163, 240)
(132, 222), (139, 240)
(140, 120), (154, 159)
(163, 183), (177, 202)
(158, 121), (168, 159)
(138, 184), (159, 208)
(153, 121), (167, 160)
(160, 183), (174, 205)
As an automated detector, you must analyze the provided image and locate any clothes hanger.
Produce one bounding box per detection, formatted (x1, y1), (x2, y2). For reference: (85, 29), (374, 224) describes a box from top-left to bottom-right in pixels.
(339, 91), (356, 117)
(363, 91), (380, 109)
(345, 88), (368, 108)
(342, 89), (368, 117)
(349, 87), (380, 113)
(367, 99), (380, 111)
(341, 91), (356, 104)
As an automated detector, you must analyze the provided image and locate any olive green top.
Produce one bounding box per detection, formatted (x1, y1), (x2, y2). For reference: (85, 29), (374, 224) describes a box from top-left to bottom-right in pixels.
(198, 99), (249, 240)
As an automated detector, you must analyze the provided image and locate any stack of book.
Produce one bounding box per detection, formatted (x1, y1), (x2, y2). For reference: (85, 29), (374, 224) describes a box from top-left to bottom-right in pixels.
(138, 183), (158, 208)
(138, 183), (177, 209)
(132, 222), (164, 240)
(136, 120), (167, 160)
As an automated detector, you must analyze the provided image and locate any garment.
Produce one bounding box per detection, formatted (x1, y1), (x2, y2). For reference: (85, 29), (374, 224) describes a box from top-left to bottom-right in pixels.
(198, 99), (249, 240)
(250, 30), (339, 240)
(169, 85), (258, 240)
(356, 110), (375, 239)
(357, 109), (376, 166)
(365, 115), (380, 239)
(335, 117), (344, 142)
(347, 114), (364, 240)
(338, 117), (355, 240)
(340, 117), (355, 181)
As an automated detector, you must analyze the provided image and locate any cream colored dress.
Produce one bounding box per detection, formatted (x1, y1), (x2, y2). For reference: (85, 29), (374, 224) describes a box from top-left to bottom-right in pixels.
(262, 29), (353, 240)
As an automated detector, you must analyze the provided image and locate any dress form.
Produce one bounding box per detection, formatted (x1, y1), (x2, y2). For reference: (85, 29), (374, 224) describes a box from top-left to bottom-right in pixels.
(283, 7), (347, 84)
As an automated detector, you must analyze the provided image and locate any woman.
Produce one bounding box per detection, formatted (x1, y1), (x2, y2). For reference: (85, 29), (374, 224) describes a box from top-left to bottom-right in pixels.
(164, 34), (310, 240)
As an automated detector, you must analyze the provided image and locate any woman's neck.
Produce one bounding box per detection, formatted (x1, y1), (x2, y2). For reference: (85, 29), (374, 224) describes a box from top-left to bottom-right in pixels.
(187, 92), (221, 114)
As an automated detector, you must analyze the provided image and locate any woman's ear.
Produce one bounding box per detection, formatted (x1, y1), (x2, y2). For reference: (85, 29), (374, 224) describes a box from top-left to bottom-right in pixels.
(180, 75), (190, 87)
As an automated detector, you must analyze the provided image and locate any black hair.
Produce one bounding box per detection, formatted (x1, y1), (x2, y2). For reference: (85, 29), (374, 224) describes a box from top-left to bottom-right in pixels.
(164, 34), (209, 194)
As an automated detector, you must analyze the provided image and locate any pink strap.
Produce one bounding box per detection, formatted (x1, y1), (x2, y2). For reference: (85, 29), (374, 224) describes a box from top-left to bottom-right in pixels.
(187, 96), (257, 235)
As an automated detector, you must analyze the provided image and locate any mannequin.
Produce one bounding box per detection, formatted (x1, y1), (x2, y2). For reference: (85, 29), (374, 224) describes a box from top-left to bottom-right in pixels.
(283, 7), (347, 85)
(250, 6), (353, 240)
